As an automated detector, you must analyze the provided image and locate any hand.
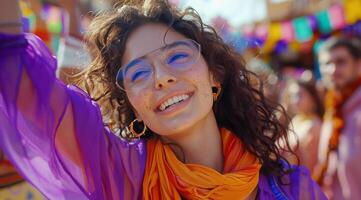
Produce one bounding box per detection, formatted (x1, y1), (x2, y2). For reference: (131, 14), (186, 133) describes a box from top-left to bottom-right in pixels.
(0, 0), (22, 34)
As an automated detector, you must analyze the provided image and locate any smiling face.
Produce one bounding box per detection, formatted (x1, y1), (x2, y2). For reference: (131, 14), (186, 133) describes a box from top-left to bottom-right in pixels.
(121, 23), (216, 136)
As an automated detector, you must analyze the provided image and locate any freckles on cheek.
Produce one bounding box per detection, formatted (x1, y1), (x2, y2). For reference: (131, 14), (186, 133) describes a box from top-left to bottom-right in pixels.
(128, 90), (153, 114)
(199, 87), (211, 99)
(144, 104), (152, 110)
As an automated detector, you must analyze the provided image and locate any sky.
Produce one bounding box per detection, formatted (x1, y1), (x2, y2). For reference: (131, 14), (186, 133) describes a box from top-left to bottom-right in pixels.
(179, 0), (268, 28)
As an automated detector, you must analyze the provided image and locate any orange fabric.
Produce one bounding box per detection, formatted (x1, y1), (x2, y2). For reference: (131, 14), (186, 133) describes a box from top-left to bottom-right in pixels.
(34, 28), (51, 46)
(143, 128), (261, 200)
(326, 77), (361, 150)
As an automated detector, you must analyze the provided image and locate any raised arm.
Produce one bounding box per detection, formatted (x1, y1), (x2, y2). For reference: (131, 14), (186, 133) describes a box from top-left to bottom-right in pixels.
(0, 2), (146, 199)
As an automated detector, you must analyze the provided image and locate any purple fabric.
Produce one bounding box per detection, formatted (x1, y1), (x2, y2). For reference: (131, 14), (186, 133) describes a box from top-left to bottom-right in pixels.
(0, 33), (326, 200)
(0, 33), (146, 199)
(258, 166), (327, 199)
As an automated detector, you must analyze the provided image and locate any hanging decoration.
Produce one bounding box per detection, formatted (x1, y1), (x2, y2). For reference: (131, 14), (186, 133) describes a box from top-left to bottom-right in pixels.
(281, 21), (295, 42)
(329, 4), (346, 30)
(19, 0), (361, 55)
(44, 4), (63, 34)
(315, 10), (332, 34)
(293, 16), (313, 42)
(236, 2), (361, 53)
(20, 0), (66, 53)
(344, 0), (361, 25)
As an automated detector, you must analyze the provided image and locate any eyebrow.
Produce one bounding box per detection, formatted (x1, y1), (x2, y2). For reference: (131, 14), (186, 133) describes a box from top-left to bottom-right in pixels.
(124, 58), (144, 75)
(162, 40), (189, 50)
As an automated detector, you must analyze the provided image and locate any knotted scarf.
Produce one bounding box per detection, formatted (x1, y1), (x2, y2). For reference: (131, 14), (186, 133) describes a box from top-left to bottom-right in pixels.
(143, 128), (261, 199)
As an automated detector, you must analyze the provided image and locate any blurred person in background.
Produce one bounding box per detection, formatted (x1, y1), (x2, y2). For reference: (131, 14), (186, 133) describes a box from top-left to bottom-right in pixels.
(273, 51), (306, 127)
(285, 72), (324, 174)
(246, 55), (279, 104)
(314, 36), (361, 199)
(56, 0), (91, 84)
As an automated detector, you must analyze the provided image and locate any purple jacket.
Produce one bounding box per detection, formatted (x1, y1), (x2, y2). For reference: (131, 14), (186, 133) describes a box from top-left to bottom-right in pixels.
(0, 33), (326, 200)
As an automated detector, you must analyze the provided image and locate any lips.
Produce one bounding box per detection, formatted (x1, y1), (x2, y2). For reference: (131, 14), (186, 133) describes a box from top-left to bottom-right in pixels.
(155, 91), (194, 112)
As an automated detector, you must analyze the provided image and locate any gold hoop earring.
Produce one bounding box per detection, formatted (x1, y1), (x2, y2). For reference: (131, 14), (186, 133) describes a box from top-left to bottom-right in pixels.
(129, 119), (147, 138)
(212, 84), (221, 101)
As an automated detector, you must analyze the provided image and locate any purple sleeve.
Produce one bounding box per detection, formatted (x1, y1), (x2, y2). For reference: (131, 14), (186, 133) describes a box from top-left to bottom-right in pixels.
(289, 166), (327, 200)
(0, 33), (146, 200)
(258, 166), (327, 200)
(279, 166), (327, 200)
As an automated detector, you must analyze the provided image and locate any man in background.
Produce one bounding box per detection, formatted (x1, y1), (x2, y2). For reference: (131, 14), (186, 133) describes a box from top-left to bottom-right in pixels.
(315, 37), (361, 199)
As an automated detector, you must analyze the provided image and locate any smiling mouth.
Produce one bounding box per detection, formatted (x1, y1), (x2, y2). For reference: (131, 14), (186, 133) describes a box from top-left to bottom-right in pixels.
(156, 92), (193, 112)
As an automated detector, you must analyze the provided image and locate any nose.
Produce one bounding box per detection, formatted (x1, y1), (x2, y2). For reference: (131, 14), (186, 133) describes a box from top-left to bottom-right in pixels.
(153, 61), (177, 89)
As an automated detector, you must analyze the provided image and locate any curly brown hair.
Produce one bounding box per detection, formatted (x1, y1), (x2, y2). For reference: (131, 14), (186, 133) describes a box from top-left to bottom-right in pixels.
(76, 0), (294, 176)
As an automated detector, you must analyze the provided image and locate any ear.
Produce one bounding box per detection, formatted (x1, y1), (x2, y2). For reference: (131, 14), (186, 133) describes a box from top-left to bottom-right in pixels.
(209, 72), (220, 86)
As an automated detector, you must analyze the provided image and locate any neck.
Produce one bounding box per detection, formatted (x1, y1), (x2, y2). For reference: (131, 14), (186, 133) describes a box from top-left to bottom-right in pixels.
(161, 112), (223, 172)
(336, 76), (361, 95)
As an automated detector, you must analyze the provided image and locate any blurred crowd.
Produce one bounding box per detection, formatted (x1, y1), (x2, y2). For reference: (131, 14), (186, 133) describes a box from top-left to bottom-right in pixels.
(249, 36), (361, 199)
(1, 0), (360, 199)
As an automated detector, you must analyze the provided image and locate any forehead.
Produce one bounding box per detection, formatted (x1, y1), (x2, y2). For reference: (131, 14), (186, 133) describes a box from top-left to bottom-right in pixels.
(122, 23), (187, 65)
(319, 47), (353, 63)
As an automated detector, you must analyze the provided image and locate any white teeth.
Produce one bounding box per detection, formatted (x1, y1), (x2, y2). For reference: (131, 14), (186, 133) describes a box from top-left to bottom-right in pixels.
(159, 94), (190, 111)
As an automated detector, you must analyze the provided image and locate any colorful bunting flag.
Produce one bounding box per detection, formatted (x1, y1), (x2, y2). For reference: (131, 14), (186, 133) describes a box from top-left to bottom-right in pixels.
(281, 21), (294, 42)
(268, 23), (282, 42)
(329, 4), (346, 30)
(293, 17), (313, 42)
(44, 4), (63, 34)
(241, 24), (254, 37)
(344, 0), (361, 24)
(262, 23), (282, 53)
(255, 23), (268, 41)
(315, 10), (332, 34)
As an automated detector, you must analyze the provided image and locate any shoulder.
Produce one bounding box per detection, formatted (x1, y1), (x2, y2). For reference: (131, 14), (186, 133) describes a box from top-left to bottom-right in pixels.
(258, 165), (327, 200)
(344, 86), (361, 116)
(284, 166), (325, 198)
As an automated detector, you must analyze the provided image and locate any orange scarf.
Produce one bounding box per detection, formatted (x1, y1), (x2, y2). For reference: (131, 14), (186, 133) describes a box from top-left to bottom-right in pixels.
(326, 77), (361, 150)
(143, 128), (261, 200)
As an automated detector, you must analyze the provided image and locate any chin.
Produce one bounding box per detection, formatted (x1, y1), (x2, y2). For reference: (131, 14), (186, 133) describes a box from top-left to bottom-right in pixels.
(161, 118), (199, 135)
(152, 110), (213, 137)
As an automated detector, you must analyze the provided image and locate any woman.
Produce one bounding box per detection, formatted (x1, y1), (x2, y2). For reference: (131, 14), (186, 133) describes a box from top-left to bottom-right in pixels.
(286, 78), (324, 173)
(0, 0), (325, 199)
